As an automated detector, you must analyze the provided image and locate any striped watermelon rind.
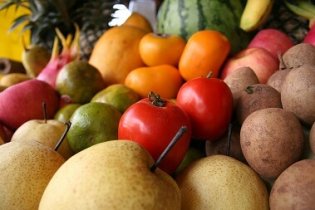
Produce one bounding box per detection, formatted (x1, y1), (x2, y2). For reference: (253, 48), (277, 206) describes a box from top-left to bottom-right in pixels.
(157, 0), (252, 54)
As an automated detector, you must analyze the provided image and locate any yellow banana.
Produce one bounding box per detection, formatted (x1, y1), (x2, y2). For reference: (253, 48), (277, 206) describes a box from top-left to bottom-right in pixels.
(240, 0), (274, 32)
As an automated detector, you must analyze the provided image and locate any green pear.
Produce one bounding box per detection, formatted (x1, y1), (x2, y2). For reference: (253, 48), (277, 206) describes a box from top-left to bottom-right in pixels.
(39, 140), (181, 210)
(91, 84), (141, 113)
(176, 155), (269, 210)
(11, 119), (74, 159)
(0, 141), (65, 210)
(22, 45), (51, 77)
(54, 103), (81, 123)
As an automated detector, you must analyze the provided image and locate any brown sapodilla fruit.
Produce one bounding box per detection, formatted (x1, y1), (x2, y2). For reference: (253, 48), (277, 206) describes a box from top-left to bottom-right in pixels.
(282, 43), (315, 69)
(270, 159), (315, 209)
(281, 64), (315, 126)
(240, 108), (304, 180)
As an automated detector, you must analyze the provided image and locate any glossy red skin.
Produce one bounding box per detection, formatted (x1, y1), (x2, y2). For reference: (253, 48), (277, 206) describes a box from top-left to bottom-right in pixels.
(118, 98), (192, 174)
(176, 77), (233, 141)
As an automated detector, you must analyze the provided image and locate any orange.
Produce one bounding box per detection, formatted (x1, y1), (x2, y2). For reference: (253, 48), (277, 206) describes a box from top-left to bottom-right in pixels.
(89, 25), (147, 85)
(124, 64), (183, 99)
(179, 30), (231, 80)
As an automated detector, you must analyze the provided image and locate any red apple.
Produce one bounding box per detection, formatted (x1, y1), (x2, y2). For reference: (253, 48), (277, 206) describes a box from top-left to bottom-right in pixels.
(247, 28), (294, 59)
(220, 47), (279, 84)
(0, 79), (60, 130)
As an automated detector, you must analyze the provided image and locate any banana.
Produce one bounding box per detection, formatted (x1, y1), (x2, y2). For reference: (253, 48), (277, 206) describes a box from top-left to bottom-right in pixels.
(240, 0), (275, 32)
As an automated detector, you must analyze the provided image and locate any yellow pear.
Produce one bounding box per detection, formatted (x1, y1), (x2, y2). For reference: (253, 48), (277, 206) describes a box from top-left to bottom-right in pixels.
(0, 141), (65, 210)
(11, 119), (74, 159)
(0, 73), (31, 87)
(39, 140), (181, 210)
(176, 155), (269, 210)
(0, 136), (4, 145)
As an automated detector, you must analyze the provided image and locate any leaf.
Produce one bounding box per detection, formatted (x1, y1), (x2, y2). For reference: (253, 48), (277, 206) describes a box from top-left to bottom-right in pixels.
(9, 14), (30, 32)
(0, 1), (15, 10)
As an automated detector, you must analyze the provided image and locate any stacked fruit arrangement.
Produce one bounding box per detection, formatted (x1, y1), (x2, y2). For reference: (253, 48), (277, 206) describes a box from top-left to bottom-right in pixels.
(0, 0), (315, 209)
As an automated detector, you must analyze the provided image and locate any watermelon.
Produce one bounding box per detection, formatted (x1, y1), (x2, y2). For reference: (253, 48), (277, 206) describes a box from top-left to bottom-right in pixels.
(156, 0), (252, 54)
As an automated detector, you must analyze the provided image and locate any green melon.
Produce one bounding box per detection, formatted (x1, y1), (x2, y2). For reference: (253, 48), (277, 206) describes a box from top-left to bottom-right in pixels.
(157, 0), (252, 54)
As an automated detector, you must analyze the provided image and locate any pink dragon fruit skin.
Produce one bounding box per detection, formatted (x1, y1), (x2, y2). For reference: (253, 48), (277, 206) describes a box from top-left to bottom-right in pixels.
(304, 23), (315, 46)
(37, 27), (80, 88)
(37, 53), (73, 88)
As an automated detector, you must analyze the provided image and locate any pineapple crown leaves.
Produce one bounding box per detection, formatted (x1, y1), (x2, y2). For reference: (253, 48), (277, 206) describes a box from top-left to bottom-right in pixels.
(284, 0), (315, 22)
(0, 0), (78, 48)
(73, 0), (122, 32)
(0, 0), (75, 32)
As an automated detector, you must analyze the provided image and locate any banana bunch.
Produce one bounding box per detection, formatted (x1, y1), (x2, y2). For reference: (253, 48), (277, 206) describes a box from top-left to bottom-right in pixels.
(240, 0), (275, 32)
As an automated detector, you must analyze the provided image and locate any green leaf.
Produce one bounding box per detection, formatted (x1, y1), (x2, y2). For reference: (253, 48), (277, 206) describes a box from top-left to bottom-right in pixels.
(284, 0), (315, 20)
(9, 14), (30, 32)
(0, 2), (15, 10)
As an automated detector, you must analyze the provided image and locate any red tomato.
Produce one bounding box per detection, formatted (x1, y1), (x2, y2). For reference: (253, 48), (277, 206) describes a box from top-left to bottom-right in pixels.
(176, 77), (233, 141)
(118, 92), (192, 174)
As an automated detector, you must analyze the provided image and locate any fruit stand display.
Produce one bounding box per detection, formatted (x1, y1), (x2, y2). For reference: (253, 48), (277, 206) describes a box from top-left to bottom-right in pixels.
(0, 0), (315, 209)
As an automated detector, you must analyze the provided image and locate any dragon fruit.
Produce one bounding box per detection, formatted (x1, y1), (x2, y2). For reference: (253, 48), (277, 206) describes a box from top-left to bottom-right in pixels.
(37, 26), (80, 88)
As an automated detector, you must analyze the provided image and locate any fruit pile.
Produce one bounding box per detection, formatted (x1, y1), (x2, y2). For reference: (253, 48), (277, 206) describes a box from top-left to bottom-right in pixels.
(0, 0), (315, 209)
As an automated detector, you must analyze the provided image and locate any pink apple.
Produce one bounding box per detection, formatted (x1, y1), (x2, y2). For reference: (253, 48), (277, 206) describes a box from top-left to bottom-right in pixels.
(0, 79), (60, 130)
(247, 28), (294, 59)
(220, 47), (279, 84)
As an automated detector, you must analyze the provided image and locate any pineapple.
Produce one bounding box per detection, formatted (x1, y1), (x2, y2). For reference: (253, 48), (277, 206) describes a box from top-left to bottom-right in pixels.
(0, 0), (129, 60)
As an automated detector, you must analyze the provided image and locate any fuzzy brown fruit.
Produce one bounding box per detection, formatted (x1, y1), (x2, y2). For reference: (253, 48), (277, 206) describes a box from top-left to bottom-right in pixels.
(282, 43), (315, 69)
(236, 84), (282, 125)
(223, 66), (259, 109)
(240, 108), (304, 180)
(281, 64), (315, 126)
(270, 159), (315, 209)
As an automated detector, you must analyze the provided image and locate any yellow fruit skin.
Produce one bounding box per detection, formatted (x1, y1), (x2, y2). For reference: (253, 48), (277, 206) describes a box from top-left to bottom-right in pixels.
(39, 140), (181, 210)
(240, 0), (274, 32)
(176, 155), (269, 210)
(0, 141), (64, 210)
(122, 12), (153, 33)
(89, 25), (147, 85)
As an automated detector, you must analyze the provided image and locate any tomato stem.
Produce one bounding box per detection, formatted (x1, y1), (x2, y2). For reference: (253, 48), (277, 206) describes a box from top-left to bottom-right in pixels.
(150, 126), (187, 172)
(148, 91), (166, 107)
(54, 121), (72, 151)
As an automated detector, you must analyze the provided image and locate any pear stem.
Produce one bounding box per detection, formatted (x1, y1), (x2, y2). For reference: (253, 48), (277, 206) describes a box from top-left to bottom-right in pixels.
(150, 126), (187, 172)
(42, 101), (47, 123)
(54, 121), (71, 151)
(226, 123), (233, 156)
